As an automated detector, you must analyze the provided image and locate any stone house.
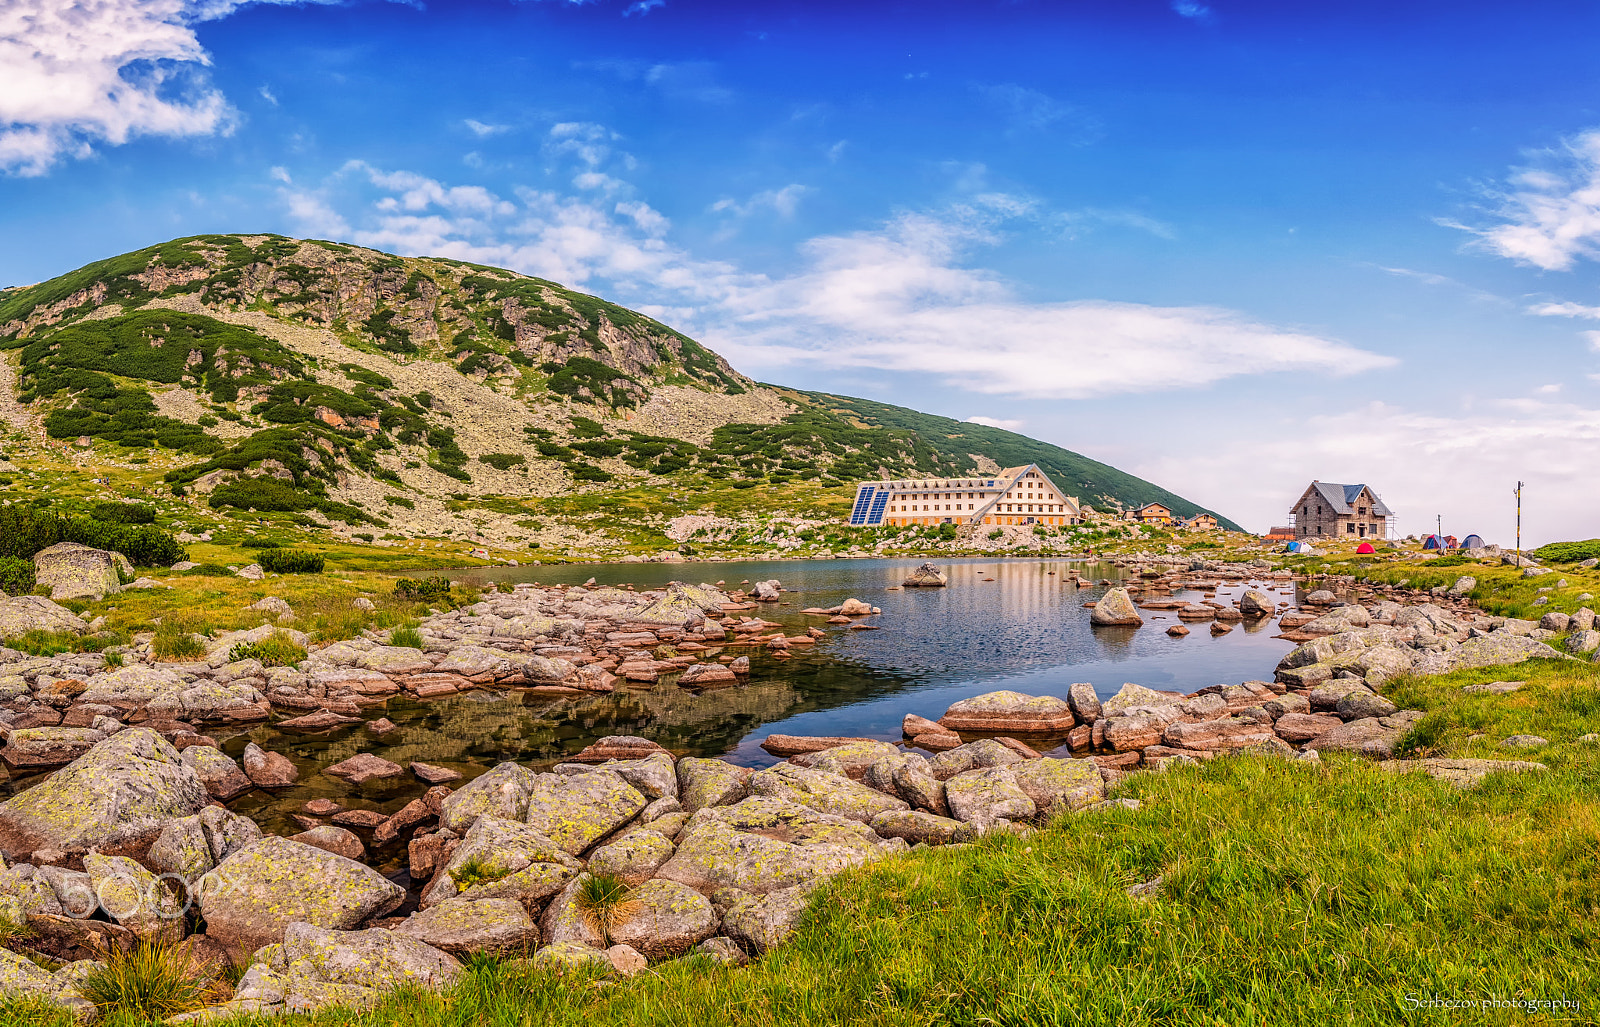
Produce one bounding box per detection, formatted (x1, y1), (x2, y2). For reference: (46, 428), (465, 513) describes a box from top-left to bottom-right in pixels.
(848, 464), (1080, 528)
(1291, 481), (1392, 540)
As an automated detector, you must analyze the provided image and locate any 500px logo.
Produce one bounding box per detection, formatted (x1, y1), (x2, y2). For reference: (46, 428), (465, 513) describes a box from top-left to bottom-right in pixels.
(1404, 994), (1582, 1012)
(45, 866), (248, 921)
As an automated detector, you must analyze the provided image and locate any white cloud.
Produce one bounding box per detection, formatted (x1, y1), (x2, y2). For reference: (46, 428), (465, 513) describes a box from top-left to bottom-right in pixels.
(269, 165), (290, 183)
(465, 119), (509, 137)
(710, 184), (810, 220)
(278, 155), (1395, 400)
(974, 84), (1100, 142)
(1458, 130), (1600, 271)
(1171, 1), (1215, 23)
(1527, 300), (1600, 319)
(1584, 330), (1600, 353)
(624, 0), (664, 14)
(965, 416), (1023, 431)
(259, 85), (278, 106)
(1135, 399), (1600, 545)
(0, 0), (319, 175)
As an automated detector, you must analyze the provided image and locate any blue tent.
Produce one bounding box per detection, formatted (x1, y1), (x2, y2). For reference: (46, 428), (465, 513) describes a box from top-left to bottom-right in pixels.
(1285, 540), (1314, 554)
(1461, 533), (1485, 549)
(1423, 534), (1444, 550)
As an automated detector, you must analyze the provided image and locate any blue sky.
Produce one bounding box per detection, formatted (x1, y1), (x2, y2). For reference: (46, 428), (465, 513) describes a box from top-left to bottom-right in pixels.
(5, 0), (1600, 543)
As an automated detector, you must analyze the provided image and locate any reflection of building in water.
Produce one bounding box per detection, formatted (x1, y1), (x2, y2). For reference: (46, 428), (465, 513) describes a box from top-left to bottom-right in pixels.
(848, 464), (1081, 528)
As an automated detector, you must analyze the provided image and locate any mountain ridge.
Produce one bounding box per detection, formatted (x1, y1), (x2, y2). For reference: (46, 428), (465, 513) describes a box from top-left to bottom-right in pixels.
(0, 234), (1239, 558)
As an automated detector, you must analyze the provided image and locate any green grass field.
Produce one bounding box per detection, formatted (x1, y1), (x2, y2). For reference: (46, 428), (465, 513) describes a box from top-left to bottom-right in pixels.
(3, 655), (1597, 1026)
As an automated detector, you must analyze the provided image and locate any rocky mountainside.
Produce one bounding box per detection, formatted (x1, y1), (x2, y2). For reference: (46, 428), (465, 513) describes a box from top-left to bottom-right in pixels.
(0, 235), (1232, 558)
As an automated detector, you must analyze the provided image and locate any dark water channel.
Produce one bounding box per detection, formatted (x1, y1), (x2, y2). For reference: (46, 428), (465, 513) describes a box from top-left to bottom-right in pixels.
(210, 558), (1297, 859)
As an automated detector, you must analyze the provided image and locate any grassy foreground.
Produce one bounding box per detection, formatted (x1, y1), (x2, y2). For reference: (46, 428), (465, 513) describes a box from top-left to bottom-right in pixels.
(5, 662), (1599, 1026)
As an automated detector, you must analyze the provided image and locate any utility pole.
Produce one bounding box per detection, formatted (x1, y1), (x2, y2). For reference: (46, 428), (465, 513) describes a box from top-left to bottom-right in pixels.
(1515, 481), (1524, 559)
(1436, 514), (1442, 548)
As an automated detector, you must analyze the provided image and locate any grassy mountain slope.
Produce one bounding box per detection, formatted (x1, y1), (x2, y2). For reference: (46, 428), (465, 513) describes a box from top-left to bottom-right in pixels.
(0, 234), (1236, 562)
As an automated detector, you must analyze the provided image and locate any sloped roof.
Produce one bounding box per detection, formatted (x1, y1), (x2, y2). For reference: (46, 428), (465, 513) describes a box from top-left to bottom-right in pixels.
(1305, 482), (1392, 517)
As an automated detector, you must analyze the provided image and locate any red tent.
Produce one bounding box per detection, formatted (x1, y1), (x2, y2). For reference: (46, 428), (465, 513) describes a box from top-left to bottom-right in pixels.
(1356, 542), (1375, 554)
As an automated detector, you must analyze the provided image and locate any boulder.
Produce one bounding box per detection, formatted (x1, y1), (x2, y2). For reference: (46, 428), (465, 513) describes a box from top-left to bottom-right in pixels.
(392, 896), (541, 956)
(33, 543), (122, 601)
(656, 800), (883, 894)
(1310, 716), (1413, 759)
(1011, 758), (1106, 813)
(1066, 682), (1102, 723)
(750, 763), (908, 823)
(677, 758), (750, 814)
(1565, 630), (1600, 655)
(534, 940), (613, 973)
(868, 809), (974, 844)
(720, 884), (812, 953)
(863, 753), (948, 816)
(83, 852), (182, 942)
(242, 742), (299, 788)
(903, 563), (948, 587)
(422, 816), (581, 908)
(1377, 758), (1546, 789)
(1239, 590), (1276, 618)
(198, 836), (405, 954)
(607, 879), (718, 959)
(938, 691), (1076, 734)
(182, 745), (253, 800)
(678, 663), (738, 687)
(1101, 683), (1182, 717)
(587, 829), (677, 886)
(0, 727), (209, 862)
(0, 947), (96, 1020)
(323, 753), (405, 786)
(944, 767), (1036, 826)
(928, 738), (1024, 781)
(1272, 713), (1341, 743)
(290, 826), (366, 862)
(437, 762), (538, 833)
(1161, 717), (1277, 752)
(1437, 632), (1565, 671)
(1089, 588), (1143, 626)
(1336, 690), (1398, 721)
(789, 740), (901, 780)
(600, 752), (678, 799)
(281, 921), (460, 992)
(0, 596), (90, 636)
(523, 770), (647, 855)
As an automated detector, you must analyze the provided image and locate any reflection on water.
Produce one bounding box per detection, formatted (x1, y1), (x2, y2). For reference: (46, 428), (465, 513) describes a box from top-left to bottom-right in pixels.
(188, 558), (1302, 848)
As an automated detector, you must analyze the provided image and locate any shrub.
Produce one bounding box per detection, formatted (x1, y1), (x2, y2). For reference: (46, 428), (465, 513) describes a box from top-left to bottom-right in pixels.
(91, 501), (155, 524)
(987, 529), (1004, 540)
(79, 942), (223, 1020)
(208, 477), (319, 513)
(257, 549), (325, 574)
(390, 625), (424, 649)
(1532, 538), (1600, 564)
(383, 495), (415, 509)
(0, 556), (35, 596)
(395, 577), (452, 601)
(0, 506), (185, 566)
(229, 631), (306, 667)
(479, 453), (525, 470)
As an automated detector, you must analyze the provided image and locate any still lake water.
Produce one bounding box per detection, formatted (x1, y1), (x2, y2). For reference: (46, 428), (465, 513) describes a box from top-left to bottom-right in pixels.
(220, 557), (1299, 846)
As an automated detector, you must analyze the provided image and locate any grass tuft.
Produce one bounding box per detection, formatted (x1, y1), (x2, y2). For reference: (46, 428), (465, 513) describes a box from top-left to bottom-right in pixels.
(78, 943), (225, 1021)
(575, 873), (641, 946)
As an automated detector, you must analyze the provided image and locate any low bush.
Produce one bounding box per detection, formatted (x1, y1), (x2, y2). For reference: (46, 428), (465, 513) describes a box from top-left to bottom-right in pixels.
(229, 631), (307, 667)
(1532, 538), (1600, 563)
(0, 555), (35, 596)
(479, 453), (525, 470)
(0, 506), (185, 566)
(257, 549), (325, 574)
(395, 577), (452, 601)
(90, 501), (155, 524)
(179, 563), (233, 576)
(383, 495), (415, 509)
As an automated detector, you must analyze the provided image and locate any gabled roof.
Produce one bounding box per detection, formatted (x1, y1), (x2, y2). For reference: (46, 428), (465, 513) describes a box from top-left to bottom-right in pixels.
(1303, 482), (1392, 517)
(1134, 502), (1171, 513)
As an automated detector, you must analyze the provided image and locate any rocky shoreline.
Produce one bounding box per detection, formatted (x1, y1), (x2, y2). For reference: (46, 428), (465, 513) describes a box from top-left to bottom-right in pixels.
(0, 555), (1587, 1020)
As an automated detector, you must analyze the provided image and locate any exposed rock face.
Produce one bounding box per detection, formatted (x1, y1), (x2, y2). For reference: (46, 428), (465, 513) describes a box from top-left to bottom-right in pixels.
(903, 563), (948, 587)
(422, 816), (581, 908)
(199, 836), (405, 954)
(33, 543), (122, 601)
(243, 742), (299, 788)
(606, 879), (717, 959)
(587, 829), (677, 887)
(1377, 758), (1546, 788)
(749, 764), (908, 824)
(438, 762), (537, 833)
(0, 728), (209, 862)
(392, 897), (541, 956)
(0, 946), (96, 1020)
(183, 745), (253, 800)
(938, 691), (1076, 734)
(928, 739), (1024, 781)
(677, 758), (750, 814)
(868, 809), (974, 844)
(944, 767), (1036, 826)
(523, 770), (647, 856)
(1089, 588), (1143, 626)
(656, 798), (886, 894)
(281, 921), (461, 994)
(0, 596), (90, 636)
(1011, 758), (1106, 813)
(720, 884), (813, 953)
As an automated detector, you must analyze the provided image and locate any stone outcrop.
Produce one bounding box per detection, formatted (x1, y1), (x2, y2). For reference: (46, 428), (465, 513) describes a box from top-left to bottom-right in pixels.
(1089, 588), (1143, 626)
(33, 543), (123, 601)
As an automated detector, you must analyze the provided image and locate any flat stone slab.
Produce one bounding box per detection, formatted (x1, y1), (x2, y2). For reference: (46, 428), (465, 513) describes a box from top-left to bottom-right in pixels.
(324, 753), (405, 785)
(411, 762), (462, 785)
(1462, 680), (1524, 694)
(1377, 758), (1547, 788)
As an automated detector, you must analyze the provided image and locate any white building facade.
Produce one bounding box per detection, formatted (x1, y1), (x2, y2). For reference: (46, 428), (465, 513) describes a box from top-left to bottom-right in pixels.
(847, 464), (1081, 528)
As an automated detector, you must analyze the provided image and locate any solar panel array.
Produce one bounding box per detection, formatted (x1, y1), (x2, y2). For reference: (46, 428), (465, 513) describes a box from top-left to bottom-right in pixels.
(848, 486), (877, 525)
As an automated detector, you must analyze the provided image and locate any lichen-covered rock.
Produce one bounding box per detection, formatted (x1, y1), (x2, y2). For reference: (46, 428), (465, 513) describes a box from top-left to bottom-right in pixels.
(677, 757), (750, 814)
(0, 596), (90, 636)
(928, 738), (1025, 781)
(903, 562), (948, 587)
(720, 884), (813, 953)
(607, 879), (717, 959)
(182, 744), (253, 801)
(84, 852), (182, 942)
(862, 753), (949, 816)
(242, 742), (298, 788)
(539, 873), (606, 948)
(290, 826), (365, 862)
(587, 828), (677, 886)
(1090, 588), (1142, 626)
(393, 897), (540, 956)
(656, 801), (881, 895)
(1011, 758), (1106, 813)
(790, 740), (902, 780)
(0, 946), (96, 1021)
(437, 762), (537, 833)
(146, 815), (217, 880)
(1239, 590), (1277, 618)
(868, 809), (974, 844)
(1336, 689), (1398, 721)
(282, 921), (460, 992)
(0, 863), (63, 925)
(0, 727), (209, 862)
(601, 752), (678, 799)
(34, 542), (122, 601)
(199, 836), (405, 954)
(1443, 632), (1567, 670)
(523, 770), (646, 856)
(1101, 683), (1182, 717)
(938, 691), (1076, 734)
(749, 763), (907, 824)
(422, 815), (581, 908)
(533, 940), (613, 973)
(944, 767), (1036, 826)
